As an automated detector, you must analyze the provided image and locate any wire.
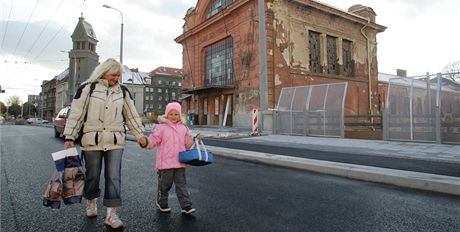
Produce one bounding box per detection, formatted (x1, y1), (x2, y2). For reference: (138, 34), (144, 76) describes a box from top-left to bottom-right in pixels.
(1, 0), (15, 50)
(23, 0), (65, 59)
(13, 0), (40, 55)
(32, 0), (88, 62)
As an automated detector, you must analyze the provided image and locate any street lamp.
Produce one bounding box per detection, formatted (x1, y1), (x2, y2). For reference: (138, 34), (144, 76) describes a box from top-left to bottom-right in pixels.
(103, 4), (123, 64)
(61, 50), (76, 104)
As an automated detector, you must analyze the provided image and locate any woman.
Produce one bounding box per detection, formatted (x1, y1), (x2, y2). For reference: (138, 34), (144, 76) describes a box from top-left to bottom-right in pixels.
(63, 58), (144, 229)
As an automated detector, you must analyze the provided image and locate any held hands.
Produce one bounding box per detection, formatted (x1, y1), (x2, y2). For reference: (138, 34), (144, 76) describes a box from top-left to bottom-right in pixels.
(137, 136), (148, 148)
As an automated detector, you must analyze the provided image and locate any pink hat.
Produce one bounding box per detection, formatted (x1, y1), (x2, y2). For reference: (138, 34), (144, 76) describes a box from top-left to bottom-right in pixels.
(165, 102), (182, 115)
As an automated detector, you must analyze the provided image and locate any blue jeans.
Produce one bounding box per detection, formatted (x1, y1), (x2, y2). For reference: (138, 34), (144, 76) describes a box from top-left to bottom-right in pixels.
(82, 149), (124, 207)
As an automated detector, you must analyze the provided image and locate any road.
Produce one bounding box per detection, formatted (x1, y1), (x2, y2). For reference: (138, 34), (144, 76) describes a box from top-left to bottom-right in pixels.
(1, 125), (459, 232)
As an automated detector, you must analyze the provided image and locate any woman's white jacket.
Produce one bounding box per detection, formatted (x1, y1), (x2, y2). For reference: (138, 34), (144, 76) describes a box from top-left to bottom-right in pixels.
(63, 79), (144, 151)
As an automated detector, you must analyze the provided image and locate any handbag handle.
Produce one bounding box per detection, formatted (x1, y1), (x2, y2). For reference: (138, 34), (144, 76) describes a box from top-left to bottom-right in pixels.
(194, 138), (209, 162)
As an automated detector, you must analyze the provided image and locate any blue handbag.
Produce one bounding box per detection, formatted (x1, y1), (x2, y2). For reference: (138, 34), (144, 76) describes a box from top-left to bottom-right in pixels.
(179, 139), (214, 166)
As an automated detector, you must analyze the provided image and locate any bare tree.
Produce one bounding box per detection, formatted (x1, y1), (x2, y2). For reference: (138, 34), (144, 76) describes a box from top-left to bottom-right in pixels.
(443, 61), (460, 82)
(0, 101), (6, 114)
(5, 95), (22, 118)
(6, 95), (22, 106)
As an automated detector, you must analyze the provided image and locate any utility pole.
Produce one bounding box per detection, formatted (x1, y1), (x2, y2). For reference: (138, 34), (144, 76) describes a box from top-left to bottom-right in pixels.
(258, 0), (268, 133)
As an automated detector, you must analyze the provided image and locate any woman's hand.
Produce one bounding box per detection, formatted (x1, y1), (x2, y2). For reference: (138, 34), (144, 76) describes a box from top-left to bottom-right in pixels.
(64, 141), (75, 149)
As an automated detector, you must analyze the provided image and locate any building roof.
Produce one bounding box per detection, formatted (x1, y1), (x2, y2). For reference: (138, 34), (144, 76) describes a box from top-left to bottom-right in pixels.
(378, 72), (460, 92)
(150, 66), (183, 77)
(121, 66), (149, 85)
(55, 68), (69, 81)
(378, 72), (399, 83)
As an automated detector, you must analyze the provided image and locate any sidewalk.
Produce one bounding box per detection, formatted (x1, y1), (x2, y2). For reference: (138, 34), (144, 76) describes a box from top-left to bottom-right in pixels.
(140, 124), (460, 196)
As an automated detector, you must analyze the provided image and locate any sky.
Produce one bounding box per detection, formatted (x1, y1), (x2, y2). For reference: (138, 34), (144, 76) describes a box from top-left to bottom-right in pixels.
(0, 0), (459, 104)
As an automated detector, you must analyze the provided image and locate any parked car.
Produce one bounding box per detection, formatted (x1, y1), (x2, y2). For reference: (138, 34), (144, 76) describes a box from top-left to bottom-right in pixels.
(54, 106), (70, 137)
(27, 117), (49, 124)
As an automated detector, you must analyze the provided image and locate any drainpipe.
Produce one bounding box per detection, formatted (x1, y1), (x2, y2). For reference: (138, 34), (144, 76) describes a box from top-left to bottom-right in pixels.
(360, 18), (374, 129)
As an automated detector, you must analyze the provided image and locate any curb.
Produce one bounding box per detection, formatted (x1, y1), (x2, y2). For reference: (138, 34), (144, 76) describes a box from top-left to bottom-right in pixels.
(206, 146), (460, 196)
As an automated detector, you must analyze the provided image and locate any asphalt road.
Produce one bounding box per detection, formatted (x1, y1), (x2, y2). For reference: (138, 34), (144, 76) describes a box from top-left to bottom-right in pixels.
(1, 125), (459, 232)
(203, 139), (460, 177)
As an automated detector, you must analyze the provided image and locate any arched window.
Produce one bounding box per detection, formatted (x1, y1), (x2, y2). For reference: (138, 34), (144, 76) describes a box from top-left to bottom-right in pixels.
(207, 0), (234, 19)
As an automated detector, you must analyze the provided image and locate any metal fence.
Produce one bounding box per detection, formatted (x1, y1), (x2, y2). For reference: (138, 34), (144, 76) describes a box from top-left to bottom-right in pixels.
(274, 82), (348, 137)
(384, 73), (460, 144)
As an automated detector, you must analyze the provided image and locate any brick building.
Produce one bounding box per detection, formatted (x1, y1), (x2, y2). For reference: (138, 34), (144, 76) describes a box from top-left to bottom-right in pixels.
(175, 0), (386, 129)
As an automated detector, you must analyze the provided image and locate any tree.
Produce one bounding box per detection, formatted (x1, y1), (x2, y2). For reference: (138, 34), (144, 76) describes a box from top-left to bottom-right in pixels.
(0, 101), (6, 114)
(443, 61), (460, 82)
(6, 95), (22, 118)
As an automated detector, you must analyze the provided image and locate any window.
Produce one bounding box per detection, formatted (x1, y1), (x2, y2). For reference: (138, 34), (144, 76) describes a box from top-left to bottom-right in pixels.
(158, 80), (162, 85)
(89, 43), (95, 52)
(309, 31), (321, 73)
(327, 36), (338, 75)
(158, 88), (162, 93)
(207, 0), (234, 19)
(342, 39), (352, 77)
(205, 37), (233, 86)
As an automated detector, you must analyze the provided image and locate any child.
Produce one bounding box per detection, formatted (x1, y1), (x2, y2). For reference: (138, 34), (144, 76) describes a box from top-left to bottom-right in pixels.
(138, 102), (201, 215)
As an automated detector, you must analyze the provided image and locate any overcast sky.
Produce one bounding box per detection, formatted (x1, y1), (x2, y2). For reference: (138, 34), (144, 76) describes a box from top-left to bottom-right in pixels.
(1, 0), (459, 103)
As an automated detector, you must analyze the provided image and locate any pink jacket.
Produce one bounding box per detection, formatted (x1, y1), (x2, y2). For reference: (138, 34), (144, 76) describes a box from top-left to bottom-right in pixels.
(147, 119), (191, 170)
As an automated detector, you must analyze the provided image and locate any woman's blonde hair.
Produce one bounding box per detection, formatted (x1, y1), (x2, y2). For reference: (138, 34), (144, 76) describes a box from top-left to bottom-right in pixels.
(83, 58), (122, 84)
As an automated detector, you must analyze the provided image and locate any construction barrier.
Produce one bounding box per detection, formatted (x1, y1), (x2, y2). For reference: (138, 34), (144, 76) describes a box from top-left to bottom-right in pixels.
(251, 108), (259, 136)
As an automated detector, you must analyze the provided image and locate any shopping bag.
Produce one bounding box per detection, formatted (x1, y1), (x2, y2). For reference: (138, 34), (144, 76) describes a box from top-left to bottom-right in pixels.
(179, 139), (214, 166)
(43, 147), (84, 209)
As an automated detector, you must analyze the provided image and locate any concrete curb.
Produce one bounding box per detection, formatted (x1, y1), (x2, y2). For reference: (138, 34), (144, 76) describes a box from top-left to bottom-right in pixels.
(206, 146), (460, 196)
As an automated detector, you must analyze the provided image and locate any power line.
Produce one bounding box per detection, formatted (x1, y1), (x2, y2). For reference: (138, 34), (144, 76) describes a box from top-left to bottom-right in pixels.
(23, 0), (65, 60)
(13, 0), (40, 55)
(0, 0), (15, 50)
(32, 0), (88, 62)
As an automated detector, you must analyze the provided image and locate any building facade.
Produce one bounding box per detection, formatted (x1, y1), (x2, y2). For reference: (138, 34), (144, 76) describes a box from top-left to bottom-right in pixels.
(175, 0), (386, 129)
(42, 79), (56, 121)
(144, 67), (183, 117)
(67, 15), (99, 105)
(121, 66), (150, 115)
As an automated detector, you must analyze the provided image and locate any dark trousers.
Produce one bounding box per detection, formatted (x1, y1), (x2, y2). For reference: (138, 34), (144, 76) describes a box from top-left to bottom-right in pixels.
(83, 149), (123, 207)
(157, 168), (192, 208)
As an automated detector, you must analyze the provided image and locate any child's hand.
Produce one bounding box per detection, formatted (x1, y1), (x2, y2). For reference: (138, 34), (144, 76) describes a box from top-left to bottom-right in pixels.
(194, 132), (203, 141)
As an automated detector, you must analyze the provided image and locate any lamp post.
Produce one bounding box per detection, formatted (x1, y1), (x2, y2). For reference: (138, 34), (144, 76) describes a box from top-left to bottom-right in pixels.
(103, 4), (123, 64)
(258, 0), (268, 133)
(61, 50), (76, 104)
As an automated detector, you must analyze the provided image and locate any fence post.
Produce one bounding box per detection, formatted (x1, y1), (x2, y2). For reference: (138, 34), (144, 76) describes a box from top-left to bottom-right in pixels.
(435, 73), (442, 144)
(383, 108), (388, 140)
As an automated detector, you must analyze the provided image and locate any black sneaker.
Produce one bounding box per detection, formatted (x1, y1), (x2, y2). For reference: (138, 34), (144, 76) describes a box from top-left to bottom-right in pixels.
(156, 201), (171, 213)
(181, 206), (196, 215)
